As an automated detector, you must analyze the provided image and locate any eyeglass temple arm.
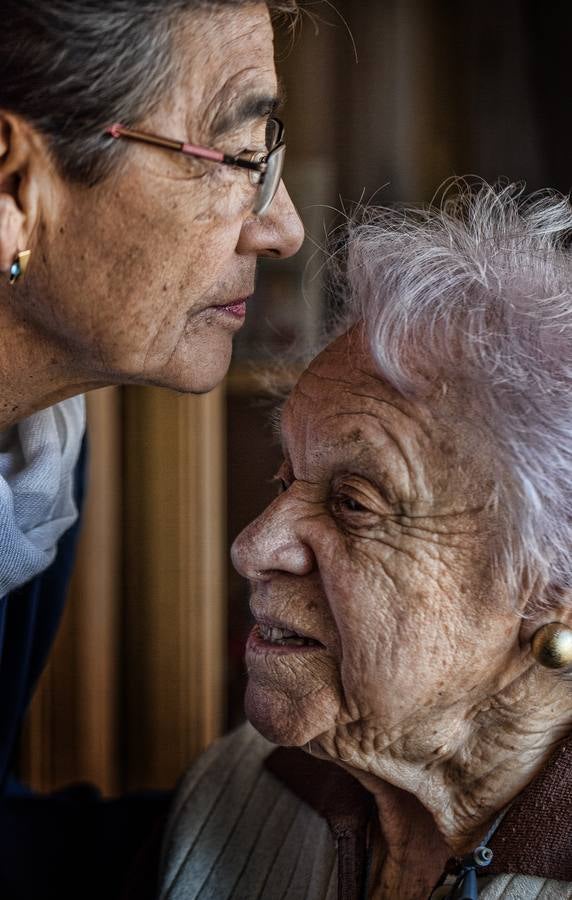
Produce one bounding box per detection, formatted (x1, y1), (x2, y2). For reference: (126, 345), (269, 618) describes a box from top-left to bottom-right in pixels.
(106, 123), (266, 173)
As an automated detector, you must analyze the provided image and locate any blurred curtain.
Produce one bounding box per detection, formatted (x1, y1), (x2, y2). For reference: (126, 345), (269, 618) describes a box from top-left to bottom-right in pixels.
(20, 387), (226, 794)
(330, 0), (571, 202)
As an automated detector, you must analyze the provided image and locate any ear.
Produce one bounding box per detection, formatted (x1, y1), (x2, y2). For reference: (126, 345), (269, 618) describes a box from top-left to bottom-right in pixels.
(0, 113), (42, 274)
(518, 582), (572, 647)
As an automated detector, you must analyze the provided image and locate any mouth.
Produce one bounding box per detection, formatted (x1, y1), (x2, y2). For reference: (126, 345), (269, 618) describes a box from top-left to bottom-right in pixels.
(247, 618), (326, 656)
(210, 296), (250, 320)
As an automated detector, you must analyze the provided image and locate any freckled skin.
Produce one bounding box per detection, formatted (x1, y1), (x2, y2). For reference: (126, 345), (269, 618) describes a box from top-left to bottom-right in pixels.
(232, 327), (572, 899)
(0, 5), (303, 424)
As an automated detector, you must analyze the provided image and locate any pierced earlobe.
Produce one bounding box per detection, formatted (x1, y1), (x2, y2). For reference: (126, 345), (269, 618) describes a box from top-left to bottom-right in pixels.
(531, 622), (572, 669)
(8, 249), (31, 285)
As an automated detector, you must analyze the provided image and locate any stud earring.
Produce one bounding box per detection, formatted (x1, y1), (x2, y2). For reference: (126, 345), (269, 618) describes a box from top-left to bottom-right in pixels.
(9, 250), (31, 285)
(531, 622), (572, 669)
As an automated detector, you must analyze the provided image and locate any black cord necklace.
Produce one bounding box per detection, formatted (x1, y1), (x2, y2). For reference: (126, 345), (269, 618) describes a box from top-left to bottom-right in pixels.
(363, 805), (509, 899)
(429, 807), (510, 899)
(432, 844), (494, 899)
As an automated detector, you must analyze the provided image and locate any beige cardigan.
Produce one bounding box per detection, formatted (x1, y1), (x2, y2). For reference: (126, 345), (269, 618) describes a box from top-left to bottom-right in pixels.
(159, 724), (572, 900)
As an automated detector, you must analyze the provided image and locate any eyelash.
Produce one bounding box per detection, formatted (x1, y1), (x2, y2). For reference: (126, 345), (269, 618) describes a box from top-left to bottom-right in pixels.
(329, 484), (373, 519)
(331, 493), (369, 515)
(273, 469), (374, 520)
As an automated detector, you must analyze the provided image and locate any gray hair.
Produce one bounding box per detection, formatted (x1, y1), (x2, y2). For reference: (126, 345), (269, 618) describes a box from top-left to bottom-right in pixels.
(0, 0), (297, 186)
(334, 181), (572, 601)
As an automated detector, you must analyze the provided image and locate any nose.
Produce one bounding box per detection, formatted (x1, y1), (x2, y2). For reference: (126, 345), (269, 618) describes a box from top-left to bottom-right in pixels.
(236, 181), (304, 259)
(231, 495), (316, 582)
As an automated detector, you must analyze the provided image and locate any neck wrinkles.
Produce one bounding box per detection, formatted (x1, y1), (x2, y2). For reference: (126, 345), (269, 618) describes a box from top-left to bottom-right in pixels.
(334, 665), (572, 897)
(0, 289), (108, 427)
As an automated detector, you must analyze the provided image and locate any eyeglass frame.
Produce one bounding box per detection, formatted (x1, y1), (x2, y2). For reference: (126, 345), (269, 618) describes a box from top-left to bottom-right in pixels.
(105, 117), (286, 216)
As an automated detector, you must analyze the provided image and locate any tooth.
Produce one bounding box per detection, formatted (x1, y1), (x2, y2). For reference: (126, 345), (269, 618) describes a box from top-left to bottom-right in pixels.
(258, 623), (318, 646)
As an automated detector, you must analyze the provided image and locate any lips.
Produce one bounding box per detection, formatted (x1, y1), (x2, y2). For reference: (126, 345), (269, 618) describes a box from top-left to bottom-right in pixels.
(248, 616), (325, 653)
(218, 299), (248, 318)
(258, 623), (319, 647)
(208, 292), (252, 316)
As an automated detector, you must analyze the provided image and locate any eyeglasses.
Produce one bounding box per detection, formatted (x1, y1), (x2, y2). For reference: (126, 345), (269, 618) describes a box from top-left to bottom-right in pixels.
(106, 117), (286, 216)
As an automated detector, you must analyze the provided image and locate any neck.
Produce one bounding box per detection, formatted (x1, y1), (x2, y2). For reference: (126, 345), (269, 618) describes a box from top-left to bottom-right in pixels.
(333, 666), (572, 900)
(0, 290), (107, 427)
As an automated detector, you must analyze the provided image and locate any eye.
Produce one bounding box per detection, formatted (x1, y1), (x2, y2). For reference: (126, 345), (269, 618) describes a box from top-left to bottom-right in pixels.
(329, 475), (382, 525)
(330, 491), (370, 517)
(335, 494), (368, 513)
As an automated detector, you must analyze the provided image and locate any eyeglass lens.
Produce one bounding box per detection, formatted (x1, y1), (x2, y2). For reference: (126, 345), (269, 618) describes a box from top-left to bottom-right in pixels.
(254, 142), (286, 215)
(265, 118), (281, 151)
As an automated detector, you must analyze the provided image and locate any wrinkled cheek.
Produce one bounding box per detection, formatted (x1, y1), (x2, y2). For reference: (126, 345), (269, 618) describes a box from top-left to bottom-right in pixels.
(337, 613), (427, 725)
(190, 178), (252, 224)
(339, 655), (383, 722)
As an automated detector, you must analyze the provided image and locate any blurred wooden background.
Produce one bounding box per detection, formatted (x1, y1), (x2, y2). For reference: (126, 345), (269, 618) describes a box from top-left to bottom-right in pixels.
(20, 385), (226, 793)
(19, 0), (570, 795)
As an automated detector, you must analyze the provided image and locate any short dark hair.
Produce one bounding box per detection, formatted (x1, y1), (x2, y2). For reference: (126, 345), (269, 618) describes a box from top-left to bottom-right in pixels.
(0, 0), (298, 185)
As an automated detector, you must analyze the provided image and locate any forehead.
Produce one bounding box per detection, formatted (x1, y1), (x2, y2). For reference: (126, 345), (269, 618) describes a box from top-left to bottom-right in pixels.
(283, 332), (433, 443)
(281, 332), (488, 501)
(173, 5), (277, 135)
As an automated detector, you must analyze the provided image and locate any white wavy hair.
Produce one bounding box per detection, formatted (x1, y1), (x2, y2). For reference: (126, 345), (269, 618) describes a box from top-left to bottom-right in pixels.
(330, 180), (572, 601)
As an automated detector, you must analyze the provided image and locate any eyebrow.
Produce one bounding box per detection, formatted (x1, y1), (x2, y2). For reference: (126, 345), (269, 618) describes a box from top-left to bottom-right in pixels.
(210, 84), (284, 139)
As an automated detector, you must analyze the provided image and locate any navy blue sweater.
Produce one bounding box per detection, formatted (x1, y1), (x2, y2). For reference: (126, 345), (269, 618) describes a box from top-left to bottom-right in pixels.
(0, 439), (171, 900)
(0, 438), (88, 792)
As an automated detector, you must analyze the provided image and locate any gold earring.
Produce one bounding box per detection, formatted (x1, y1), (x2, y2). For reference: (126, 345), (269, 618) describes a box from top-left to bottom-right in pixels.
(531, 622), (572, 669)
(9, 250), (31, 285)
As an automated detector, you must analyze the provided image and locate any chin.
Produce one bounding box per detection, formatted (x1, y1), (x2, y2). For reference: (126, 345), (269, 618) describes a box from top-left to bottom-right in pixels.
(245, 681), (333, 748)
(132, 339), (233, 394)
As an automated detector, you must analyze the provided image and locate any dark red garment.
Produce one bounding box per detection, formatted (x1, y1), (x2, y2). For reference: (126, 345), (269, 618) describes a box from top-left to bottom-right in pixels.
(266, 732), (572, 899)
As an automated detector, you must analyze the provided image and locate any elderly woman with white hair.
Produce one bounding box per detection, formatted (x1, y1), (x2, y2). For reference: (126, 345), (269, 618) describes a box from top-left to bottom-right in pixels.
(160, 183), (572, 900)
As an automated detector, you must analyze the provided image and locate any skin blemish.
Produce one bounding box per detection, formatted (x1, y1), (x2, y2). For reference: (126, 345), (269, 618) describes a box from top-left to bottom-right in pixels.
(439, 438), (456, 458)
(347, 428), (365, 444)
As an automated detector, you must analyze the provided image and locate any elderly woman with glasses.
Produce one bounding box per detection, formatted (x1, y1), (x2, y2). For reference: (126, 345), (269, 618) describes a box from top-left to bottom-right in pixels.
(161, 183), (572, 900)
(0, 1), (302, 898)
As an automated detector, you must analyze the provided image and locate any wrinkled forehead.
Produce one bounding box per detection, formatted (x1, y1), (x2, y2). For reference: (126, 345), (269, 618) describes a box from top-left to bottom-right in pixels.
(281, 332), (492, 499)
(174, 5), (278, 138)
(283, 333), (423, 431)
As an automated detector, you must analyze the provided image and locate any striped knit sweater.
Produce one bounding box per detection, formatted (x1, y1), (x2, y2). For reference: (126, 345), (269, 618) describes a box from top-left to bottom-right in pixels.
(159, 724), (572, 900)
